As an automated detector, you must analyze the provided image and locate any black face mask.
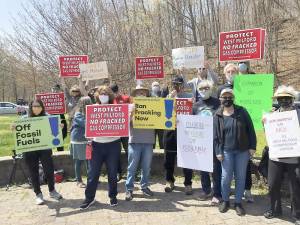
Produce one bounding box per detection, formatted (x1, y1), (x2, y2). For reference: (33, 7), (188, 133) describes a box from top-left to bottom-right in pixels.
(278, 98), (293, 108)
(222, 99), (234, 107)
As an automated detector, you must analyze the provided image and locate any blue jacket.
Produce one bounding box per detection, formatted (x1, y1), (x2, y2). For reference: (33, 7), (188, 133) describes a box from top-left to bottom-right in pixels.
(70, 112), (87, 142)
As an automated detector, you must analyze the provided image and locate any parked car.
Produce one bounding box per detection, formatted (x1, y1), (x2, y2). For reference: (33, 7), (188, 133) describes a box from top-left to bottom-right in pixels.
(0, 102), (28, 115)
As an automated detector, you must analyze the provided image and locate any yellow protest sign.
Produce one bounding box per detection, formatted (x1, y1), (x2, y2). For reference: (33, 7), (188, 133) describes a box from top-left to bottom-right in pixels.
(133, 97), (176, 130)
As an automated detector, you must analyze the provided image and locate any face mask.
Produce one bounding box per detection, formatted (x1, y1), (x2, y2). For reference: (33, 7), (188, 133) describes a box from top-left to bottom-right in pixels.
(152, 86), (160, 94)
(199, 90), (212, 100)
(221, 99), (234, 107)
(278, 98), (293, 108)
(239, 63), (248, 73)
(227, 75), (235, 84)
(99, 95), (109, 104)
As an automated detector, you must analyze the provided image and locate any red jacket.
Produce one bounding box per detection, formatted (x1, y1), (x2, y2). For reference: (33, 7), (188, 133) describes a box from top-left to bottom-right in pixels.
(113, 95), (130, 104)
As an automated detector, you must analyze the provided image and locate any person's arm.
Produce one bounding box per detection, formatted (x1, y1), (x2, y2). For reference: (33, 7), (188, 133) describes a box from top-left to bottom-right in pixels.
(213, 116), (224, 160)
(78, 78), (88, 96)
(61, 77), (71, 103)
(243, 108), (257, 151)
(207, 69), (219, 84)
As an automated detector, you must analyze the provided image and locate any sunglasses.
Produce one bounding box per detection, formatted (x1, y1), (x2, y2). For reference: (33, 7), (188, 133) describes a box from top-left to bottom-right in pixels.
(220, 97), (234, 100)
(72, 90), (80, 93)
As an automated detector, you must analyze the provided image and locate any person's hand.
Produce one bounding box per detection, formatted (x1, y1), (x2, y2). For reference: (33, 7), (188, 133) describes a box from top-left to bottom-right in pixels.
(60, 123), (64, 129)
(129, 104), (135, 119)
(216, 154), (224, 161)
(249, 149), (256, 157)
(10, 124), (16, 131)
(170, 90), (177, 98)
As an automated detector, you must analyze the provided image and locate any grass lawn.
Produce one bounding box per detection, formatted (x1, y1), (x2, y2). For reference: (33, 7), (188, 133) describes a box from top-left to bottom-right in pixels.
(0, 115), (267, 158)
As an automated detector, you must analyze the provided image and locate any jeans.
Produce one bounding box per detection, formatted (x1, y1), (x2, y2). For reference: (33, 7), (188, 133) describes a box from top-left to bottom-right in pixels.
(85, 140), (121, 201)
(221, 150), (250, 203)
(164, 150), (193, 186)
(74, 159), (89, 182)
(125, 143), (153, 191)
(200, 154), (222, 197)
(24, 150), (55, 195)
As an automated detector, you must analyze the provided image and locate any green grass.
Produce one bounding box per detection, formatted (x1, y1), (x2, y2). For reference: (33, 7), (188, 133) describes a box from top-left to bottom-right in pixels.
(0, 115), (267, 157)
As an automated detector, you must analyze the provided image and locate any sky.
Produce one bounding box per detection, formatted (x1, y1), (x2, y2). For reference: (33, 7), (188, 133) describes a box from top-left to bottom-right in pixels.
(0, 0), (28, 34)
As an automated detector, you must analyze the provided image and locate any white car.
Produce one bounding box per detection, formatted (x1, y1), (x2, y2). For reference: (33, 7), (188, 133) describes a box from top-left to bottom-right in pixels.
(0, 102), (28, 115)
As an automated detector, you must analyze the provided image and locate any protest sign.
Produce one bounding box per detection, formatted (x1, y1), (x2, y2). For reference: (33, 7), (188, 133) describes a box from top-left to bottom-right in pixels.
(14, 115), (63, 153)
(264, 110), (300, 158)
(219, 28), (266, 61)
(234, 74), (274, 130)
(85, 104), (129, 138)
(177, 115), (213, 172)
(35, 92), (66, 115)
(176, 98), (193, 115)
(133, 97), (176, 130)
(59, 55), (89, 77)
(172, 46), (204, 69)
(79, 61), (109, 81)
(135, 56), (164, 80)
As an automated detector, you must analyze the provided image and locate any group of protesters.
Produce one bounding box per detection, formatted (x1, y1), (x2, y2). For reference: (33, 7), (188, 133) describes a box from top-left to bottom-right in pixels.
(14, 61), (300, 224)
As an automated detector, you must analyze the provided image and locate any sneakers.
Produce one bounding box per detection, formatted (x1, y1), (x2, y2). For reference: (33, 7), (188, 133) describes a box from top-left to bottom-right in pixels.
(110, 197), (118, 207)
(263, 209), (282, 219)
(234, 203), (246, 216)
(210, 196), (221, 206)
(244, 190), (254, 203)
(219, 201), (230, 213)
(49, 190), (63, 200)
(142, 187), (154, 197)
(164, 182), (175, 193)
(35, 193), (44, 205)
(79, 199), (96, 210)
(125, 191), (133, 201)
(184, 185), (193, 195)
(77, 182), (86, 188)
(198, 191), (212, 201)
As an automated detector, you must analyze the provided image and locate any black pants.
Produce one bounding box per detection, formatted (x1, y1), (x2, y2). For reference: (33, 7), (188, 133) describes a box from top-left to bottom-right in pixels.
(24, 150), (55, 195)
(245, 160), (252, 190)
(85, 140), (121, 201)
(118, 137), (129, 174)
(154, 129), (164, 149)
(57, 118), (67, 151)
(268, 159), (300, 218)
(164, 150), (193, 186)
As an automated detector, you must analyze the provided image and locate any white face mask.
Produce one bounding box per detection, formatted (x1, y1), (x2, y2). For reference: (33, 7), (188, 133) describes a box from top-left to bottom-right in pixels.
(199, 89), (212, 100)
(99, 95), (109, 104)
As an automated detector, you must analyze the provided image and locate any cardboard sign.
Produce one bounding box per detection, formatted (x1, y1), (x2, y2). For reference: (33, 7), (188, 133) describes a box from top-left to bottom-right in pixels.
(79, 61), (109, 81)
(14, 115), (63, 153)
(172, 46), (204, 69)
(133, 97), (176, 130)
(219, 28), (266, 61)
(177, 115), (213, 172)
(264, 110), (300, 158)
(135, 56), (164, 80)
(59, 55), (89, 77)
(234, 74), (274, 130)
(176, 98), (193, 115)
(85, 104), (129, 138)
(35, 92), (66, 115)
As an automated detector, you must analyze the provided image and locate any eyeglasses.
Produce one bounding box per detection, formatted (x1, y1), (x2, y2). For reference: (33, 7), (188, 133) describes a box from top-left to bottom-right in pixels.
(72, 90), (80, 93)
(220, 97), (234, 100)
(32, 105), (42, 108)
(198, 87), (210, 91)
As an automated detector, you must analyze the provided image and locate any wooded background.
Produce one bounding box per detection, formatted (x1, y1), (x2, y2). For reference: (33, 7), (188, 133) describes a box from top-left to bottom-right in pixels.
(0, 0), (300, 102)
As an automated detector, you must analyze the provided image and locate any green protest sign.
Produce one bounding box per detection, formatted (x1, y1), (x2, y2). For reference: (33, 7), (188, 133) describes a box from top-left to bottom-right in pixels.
(14, 115), (63, 153)
(234, 74), (274, 130)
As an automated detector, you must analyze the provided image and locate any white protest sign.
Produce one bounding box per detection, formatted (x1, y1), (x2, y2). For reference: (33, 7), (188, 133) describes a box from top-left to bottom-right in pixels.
(79, 61), (109, 81)
(172, 46), (204, 69)
(177, 114), (213, 172)
(264, 110), (300, 158)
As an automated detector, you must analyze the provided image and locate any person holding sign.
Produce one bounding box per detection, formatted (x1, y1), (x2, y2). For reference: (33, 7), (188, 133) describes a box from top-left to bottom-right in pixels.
(70, 96), (92, 188)
(163, 76), (194, 194)
(125, 85), (155, 201)
(192, 80), (221, 205)
(12, 99), (63, 205)
(263, 86), (300, 223)
(214, 88), (256, 216)
(80, 86), (121, 209)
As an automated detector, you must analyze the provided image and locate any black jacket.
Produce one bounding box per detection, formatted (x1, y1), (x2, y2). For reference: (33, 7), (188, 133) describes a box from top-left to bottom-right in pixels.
(214, 104), (257, 156)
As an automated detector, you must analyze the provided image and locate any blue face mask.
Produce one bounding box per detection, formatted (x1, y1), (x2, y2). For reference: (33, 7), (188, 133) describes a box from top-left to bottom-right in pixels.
(239, 63), (248, 73)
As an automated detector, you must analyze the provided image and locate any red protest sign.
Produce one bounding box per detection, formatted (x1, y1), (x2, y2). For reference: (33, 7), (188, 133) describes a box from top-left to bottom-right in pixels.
(59, 55), (89, 77)
(135, 56), (164, 80)
(85, 104), (129, 138)
(219, 28), (265, 62)
(35, 92), (66, 115)
(176, 98), (193, 115)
